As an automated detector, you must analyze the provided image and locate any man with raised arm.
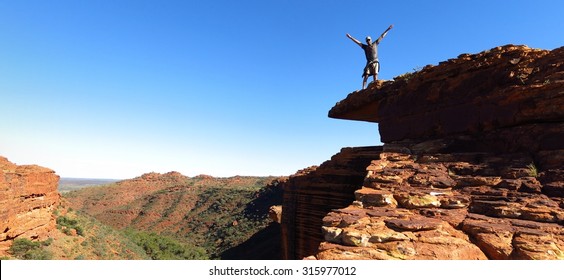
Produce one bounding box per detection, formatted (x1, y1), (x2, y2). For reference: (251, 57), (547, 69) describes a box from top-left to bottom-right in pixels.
(346, 24), (393, 89)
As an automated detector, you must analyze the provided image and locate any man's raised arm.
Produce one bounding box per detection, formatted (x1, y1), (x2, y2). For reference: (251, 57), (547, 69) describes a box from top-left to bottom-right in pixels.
(375, 24), (393, 44)
(346, 33), (363, 47)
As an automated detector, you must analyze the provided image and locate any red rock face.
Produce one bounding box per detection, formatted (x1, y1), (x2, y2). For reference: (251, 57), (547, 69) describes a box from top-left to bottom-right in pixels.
(281, 147), (382, 259)
(329, 45), (564, 144)
(0, 157), (60, 255)
(317, 149), (563, 260)
(282, 45), (564, 260)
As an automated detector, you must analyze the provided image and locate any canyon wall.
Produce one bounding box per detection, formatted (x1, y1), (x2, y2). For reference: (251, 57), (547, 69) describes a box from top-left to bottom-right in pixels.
(281, 147), (381, 259)
(0, 157), (60, 255)
(282, 45), (563, 259)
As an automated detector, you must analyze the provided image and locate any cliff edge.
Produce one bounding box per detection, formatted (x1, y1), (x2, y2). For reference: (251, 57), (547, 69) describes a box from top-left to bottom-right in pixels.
(0, 156), (60, 255)
(282, 45), (563, 260)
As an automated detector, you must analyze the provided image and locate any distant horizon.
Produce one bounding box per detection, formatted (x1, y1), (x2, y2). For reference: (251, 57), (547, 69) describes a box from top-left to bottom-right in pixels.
(58, 172), (286, 180)
(2, 0), (562, 179)
(5, 151), (311, 179)
(59, 176), (122, 181)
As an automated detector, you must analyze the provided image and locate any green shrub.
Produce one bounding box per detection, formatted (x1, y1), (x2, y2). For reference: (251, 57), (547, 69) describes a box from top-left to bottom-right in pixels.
(124, 230), (208, 260)
(56, 215), (84, 236)
(8, 238), (52, 260)
(41, 238), (53, 246)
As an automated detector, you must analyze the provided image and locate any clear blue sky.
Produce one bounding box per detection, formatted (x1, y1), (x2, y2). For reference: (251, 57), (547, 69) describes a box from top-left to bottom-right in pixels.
(1, 0), (562, 179)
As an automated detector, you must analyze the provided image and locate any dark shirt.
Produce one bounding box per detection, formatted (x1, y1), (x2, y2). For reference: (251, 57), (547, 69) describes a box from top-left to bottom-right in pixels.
(362, 43), (378, 63)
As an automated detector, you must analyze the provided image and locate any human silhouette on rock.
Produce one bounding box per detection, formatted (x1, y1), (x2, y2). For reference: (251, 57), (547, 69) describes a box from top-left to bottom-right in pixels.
(346, 24), (393, 89)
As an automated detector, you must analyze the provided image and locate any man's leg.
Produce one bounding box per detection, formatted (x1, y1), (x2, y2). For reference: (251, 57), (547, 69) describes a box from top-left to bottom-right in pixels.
(372, 62), (379, 82)
(362, 75), (368, 89)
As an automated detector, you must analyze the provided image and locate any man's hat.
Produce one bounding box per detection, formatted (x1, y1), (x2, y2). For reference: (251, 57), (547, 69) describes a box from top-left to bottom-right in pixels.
(366, 36), (372, 41)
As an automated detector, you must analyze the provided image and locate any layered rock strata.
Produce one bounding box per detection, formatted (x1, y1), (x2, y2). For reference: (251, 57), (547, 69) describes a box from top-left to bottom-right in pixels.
(282, 45), (563, 260)
(329, 45), (564, 144)
(0, 157), (60, 255)
(317, 146), (563, 260)
(281, 146), (382, 259)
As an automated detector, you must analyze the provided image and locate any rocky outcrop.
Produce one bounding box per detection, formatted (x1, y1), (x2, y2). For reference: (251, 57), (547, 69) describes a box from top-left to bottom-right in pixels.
(281, 146), (382, 259)
(282, 45), (563, 260)
(329, 45), (564, 145)
(317, 149), (563, 260)
(269, 205), (282, 223)
(0, 156), (60, 255)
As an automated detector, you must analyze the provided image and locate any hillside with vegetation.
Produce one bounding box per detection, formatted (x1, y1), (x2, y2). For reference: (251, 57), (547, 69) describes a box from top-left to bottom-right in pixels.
(64, 172), (284, 259)
(4, 208), (149, 260)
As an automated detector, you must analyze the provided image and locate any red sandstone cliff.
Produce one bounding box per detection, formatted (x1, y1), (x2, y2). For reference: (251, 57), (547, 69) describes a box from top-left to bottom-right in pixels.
(282, 45), (563, 260)
(0, 156), (60, 255)
(281, 147), (382, 259)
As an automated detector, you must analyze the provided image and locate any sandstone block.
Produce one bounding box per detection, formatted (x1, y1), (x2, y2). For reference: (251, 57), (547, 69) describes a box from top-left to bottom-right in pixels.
(354, 187), (397, 207)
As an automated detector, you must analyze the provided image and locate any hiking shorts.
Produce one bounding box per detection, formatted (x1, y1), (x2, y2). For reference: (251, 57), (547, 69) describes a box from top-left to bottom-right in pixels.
(363, 60), (380, 77)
